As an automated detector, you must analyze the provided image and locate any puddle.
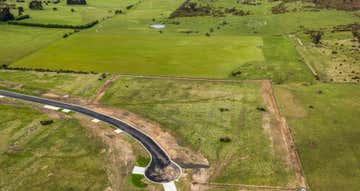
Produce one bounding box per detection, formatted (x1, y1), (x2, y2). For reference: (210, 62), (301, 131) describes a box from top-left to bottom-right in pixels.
(150, 24), (165, 29)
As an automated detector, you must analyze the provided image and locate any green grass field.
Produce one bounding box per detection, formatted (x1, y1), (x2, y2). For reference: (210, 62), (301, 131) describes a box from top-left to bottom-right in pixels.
(7, 0), (137, 25)
(100, 77), (294, 186)
(274, 83), (360, 191)
(0, 104), (109, 191)
(0, 24), (69, 66)
(0, 70), (108, 98)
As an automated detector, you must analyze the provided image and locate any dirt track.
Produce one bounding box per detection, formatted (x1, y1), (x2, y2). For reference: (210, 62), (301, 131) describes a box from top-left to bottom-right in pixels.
(261, 80), (307, 188)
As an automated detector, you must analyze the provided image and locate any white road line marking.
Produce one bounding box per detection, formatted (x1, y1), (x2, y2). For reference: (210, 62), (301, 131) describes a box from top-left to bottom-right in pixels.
(91, 118), (100, 123)
(44, 105), (60, 110)
(0, 95), (5, 98)
(162, 181), (177, 191)
(114, 129), (123, 134)
(132, 166), (145, 175)
(62, 109), (71, 113)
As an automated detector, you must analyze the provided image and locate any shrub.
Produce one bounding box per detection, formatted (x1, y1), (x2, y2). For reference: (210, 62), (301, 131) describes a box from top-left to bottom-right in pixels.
(126, 4), (134, 10)
(219, 137), (231, 143)
(67, 0), (86, 5)
(352, 30), (360, 43)
(40, 120), (54, 125)
(29, 0), (43, 10)
(114, 9), (122, 14)
(18, 6), (24, 16)
(306, 30), (324, 45)
(256, 106), (266, 112)
(15, 14), (29, 20)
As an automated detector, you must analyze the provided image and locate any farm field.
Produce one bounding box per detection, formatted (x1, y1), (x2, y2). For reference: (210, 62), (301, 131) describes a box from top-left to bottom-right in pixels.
(5, 0), (358, 82)
(6, 0), (137, 25)
(100, 77), (296, 186)
(0, 24), (69, 66)
(274, 83), (360, 191)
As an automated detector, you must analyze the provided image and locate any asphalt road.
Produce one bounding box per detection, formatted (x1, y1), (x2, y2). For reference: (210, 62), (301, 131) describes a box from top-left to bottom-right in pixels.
(0, 90), (181, 183)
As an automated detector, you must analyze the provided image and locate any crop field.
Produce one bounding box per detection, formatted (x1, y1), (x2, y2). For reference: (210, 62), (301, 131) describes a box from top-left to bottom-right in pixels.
(274, 83), (360, 191)
(0, 104), (109, 191)
(100, 77), (296, 186)
(0, 70), (108, 98)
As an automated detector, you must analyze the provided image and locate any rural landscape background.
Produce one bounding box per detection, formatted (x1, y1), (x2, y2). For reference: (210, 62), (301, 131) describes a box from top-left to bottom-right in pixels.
(0, 0), (359, 190)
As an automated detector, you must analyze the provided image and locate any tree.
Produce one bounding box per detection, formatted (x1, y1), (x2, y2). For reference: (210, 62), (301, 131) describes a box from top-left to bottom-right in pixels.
(352, 29), (360, 43)
(0, 7), (14, 21)
(29, 0), (43, 10)
(310, 31), (324, 45)
(18, 6), (24, 16)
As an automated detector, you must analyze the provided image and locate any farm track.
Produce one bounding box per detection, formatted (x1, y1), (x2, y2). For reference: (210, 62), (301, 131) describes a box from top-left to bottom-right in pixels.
(261, 80), (307, 189)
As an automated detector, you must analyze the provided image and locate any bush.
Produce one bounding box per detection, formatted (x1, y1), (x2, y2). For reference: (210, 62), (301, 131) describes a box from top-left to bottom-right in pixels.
(40, 120), (54, 126)
(29, 0), (43, 10)
(306, 30), (324, 45)
(15, 14), (29, 20)
(0, 7), (15, 21)
(67, 0), (86, 5)
(219, 137), (231, 143)
(126, 4), (134, 10)
(256, 106), (266, 112)
(114, 9), (122, 14)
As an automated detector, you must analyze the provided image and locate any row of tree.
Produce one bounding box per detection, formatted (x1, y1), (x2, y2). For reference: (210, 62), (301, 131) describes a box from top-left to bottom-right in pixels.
(8, 20), (98, 29)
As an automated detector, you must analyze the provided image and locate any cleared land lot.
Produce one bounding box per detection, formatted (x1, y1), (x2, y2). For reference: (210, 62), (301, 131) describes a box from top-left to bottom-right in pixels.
(0, 70), (108, 98)
(0, 104), (109, 191)
(100, 77), (295, 186)
(274, 83), (360, 191)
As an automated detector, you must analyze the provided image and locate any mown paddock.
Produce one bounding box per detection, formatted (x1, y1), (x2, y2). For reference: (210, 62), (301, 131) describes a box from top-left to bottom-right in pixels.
(0, 24), (70, 66)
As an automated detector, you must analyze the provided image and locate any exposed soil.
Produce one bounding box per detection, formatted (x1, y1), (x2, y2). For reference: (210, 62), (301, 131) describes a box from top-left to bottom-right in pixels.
(89, 75), (119, 104)
(42, 92), (61, 99)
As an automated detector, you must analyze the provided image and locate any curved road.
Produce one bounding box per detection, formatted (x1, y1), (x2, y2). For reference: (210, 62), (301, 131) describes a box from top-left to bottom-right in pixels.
(0, 90), (181, 183)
